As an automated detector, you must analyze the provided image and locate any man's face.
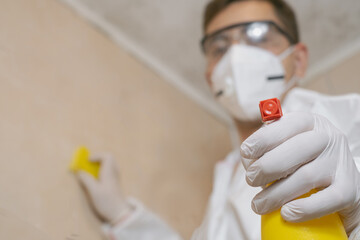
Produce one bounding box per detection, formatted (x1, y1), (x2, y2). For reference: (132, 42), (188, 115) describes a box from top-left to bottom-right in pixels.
(204, 1), (308, 92)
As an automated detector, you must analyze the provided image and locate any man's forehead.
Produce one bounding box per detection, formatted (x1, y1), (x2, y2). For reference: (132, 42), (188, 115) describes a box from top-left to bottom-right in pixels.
(205, 1), (283, 36)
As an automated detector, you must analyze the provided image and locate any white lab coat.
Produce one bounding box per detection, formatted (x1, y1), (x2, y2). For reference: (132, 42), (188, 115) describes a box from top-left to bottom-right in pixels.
(102, 88), (360, 240)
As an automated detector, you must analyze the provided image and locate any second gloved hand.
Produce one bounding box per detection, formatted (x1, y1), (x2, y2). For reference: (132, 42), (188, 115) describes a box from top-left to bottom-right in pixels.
(77, 154), (134, 224)
(240, 112), (360, 235)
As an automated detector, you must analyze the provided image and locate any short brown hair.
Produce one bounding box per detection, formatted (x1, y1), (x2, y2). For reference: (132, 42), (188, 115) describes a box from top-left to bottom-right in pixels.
(203, 0), (300, 43)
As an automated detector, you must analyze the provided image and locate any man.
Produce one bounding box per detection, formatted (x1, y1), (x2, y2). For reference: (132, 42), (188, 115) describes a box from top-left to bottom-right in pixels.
(77, 0), (360, 239)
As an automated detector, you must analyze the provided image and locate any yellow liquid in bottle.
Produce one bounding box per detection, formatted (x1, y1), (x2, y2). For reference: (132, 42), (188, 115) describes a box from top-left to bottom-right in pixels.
(262, 190), (348, 240)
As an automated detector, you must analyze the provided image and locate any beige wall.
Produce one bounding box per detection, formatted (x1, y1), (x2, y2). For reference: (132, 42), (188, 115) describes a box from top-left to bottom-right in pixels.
(0, 0), (232, 239)
(305, 51), (360, 94)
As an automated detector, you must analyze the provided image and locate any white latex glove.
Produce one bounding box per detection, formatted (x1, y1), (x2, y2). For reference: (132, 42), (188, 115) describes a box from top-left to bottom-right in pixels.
(77, 154), (134, 224)
(240, 112), (360, 235)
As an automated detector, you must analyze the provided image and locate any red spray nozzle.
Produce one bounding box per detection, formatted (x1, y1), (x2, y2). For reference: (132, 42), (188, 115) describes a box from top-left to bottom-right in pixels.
(259, 98), (283, 122)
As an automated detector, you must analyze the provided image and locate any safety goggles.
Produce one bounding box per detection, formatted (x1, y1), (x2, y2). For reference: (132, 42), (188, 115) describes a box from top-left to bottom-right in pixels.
(201, 21), (296, 63)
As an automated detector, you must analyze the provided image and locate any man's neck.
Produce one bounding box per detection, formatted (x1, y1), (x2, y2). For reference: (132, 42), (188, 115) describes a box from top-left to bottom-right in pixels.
(235, 119), (263, 141)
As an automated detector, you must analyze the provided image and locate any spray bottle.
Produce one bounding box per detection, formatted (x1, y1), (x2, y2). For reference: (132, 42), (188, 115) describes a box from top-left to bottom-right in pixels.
(259, 98), (348, 240)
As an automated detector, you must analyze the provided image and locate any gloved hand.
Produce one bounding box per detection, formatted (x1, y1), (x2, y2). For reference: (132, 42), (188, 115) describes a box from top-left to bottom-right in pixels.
(240, 112), (360, 235)
(77, 154), (134, 224)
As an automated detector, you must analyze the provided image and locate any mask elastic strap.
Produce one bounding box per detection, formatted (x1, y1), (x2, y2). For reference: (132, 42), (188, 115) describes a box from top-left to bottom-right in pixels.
(280, 45), (299, 92)
(278, 45), (295, 61)
(283, 75), (300, 93)
(266, 46), (297, 81)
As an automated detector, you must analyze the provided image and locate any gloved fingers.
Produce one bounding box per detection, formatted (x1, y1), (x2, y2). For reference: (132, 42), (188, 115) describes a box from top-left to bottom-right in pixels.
(241, 112), (314, 159)
(77, 170), (100, 198)
(89, 153), (118, 183)
(241, 157), (256, 170)
(246, 130), (328, 187)
(98, 154), (119, 183)
(280, 185), (346, 223)
(251, 162), (331, 215)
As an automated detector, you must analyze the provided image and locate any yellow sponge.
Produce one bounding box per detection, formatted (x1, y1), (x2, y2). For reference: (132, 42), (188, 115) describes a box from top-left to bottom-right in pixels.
(69, 146), (100, 178)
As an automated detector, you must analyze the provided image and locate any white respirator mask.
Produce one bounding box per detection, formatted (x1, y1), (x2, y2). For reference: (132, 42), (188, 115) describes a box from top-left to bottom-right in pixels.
(211, 44), (297, 121)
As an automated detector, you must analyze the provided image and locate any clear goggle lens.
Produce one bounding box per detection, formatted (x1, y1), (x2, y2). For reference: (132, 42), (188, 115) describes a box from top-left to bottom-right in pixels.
(202, 21), (294, 62)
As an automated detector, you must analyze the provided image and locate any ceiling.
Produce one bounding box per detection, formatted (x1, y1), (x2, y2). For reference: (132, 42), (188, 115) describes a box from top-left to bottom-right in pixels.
(59, 0), (360, 125)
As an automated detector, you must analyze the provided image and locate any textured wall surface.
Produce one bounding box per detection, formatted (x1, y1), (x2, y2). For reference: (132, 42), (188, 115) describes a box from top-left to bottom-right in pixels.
(305, 51), (360, 95)
(0, 0), (232, 239)
(64, 0), (360, 100)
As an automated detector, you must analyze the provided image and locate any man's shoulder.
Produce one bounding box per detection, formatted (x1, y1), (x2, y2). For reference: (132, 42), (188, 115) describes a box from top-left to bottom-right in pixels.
(285, 87), (360, 139)
(289, 87), (360, 101)
(310, 90), (360, 117)
(284, 87), (360, 112)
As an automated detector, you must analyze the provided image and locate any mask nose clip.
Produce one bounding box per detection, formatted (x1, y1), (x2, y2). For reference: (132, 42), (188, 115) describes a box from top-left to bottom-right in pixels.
(267, 75), (285, 81)
(215, 90), (224, 98)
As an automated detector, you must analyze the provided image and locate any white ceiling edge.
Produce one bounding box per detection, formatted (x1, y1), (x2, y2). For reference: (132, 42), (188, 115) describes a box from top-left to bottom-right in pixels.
(58, 0), (360, 147)
(57, 0), (234, 129)
(303, 37), (360, 84)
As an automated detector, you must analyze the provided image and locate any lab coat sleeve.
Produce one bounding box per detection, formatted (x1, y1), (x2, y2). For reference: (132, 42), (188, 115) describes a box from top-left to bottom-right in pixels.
(313, 93), (360, 163)
(190, 217), (208, 240)
(349, 224), (360, 240)
(101, 198), (183, 240)
(315, 94), (360, 238)
(351, 155), (360, 238)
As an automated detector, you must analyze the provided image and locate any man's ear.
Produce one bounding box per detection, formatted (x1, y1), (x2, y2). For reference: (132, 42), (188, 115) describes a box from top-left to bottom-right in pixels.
(294, 43), (308, 78)
(205, 66), (213, 88)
